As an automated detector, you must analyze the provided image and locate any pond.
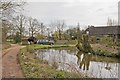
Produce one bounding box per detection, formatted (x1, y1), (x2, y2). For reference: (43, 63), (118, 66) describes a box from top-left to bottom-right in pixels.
(34, 48), (120, 78)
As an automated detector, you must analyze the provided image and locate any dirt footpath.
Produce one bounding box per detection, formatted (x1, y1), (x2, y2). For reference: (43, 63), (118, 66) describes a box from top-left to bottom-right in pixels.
(2, 44), (25, 78)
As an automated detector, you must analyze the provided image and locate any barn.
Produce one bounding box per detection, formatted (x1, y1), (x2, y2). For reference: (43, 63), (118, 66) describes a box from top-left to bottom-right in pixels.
(85, 26), (120, 41)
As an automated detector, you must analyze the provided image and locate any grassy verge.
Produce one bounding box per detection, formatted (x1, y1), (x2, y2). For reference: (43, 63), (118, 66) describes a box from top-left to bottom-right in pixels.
(93, 49), (120, 58)
(27, 44), (75, 49)
(91, 44), (120, 58)
(18, 44), (84, 78)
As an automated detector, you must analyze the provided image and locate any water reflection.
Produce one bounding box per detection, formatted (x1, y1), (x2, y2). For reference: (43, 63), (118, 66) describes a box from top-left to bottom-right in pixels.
(35, 49), (120, 78)
(76, 51), (92, 70)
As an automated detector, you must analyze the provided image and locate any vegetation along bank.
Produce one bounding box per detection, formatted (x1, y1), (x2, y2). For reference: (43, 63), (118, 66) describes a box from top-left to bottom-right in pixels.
(18, 44), (87, 78)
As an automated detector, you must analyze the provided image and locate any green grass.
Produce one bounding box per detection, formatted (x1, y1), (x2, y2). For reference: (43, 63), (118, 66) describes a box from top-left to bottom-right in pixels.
(93, 49), (120, 58)
(113, 42), (120, 47)
(55, 40), (77, 45)
(25, 44), (75, 51)
(89, 36), (120, 58)
(99, 36), (113, 45)
(18, 44), (83, 78)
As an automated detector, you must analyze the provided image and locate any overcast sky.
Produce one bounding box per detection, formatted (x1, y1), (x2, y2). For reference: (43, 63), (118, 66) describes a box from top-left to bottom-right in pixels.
(24, 0), (119, 29)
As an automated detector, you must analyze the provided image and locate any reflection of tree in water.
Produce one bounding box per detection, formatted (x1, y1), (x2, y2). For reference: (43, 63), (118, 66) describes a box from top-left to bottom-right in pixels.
(76, 51), (92, 70)
(105, 63), (111, 70)
(104, 57), (112, 71)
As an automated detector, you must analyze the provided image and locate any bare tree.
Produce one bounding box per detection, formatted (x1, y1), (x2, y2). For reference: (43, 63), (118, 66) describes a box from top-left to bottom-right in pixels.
(112, 19), (118, 26)
(40, 22), (46, 35)
(1, 0), (25, 11)
(1, 0), (26, 43)
(2, 20), (13, 42)
(1, 0), (25, 20)
(76, 23), (82, 41)
(13, 14), (26, 41)
(56, 20), (66, 40)
(107, 18), (118, 26)
(47, 27), (50, 37)
(28, 17), (41, 37)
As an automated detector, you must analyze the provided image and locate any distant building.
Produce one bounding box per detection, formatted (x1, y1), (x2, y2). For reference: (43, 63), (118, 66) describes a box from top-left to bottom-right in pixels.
(85, 26), (120, 40)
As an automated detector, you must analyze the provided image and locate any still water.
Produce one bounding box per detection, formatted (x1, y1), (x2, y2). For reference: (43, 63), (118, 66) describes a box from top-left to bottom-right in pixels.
(35, 49), (120, 78)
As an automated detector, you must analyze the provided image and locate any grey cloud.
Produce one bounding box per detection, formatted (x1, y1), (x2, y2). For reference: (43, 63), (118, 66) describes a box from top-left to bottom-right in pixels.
(24, 1), (118, 29)
(96, 8), (104, 12)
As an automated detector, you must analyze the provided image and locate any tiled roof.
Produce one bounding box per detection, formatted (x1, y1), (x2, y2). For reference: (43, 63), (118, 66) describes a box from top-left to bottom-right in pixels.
(86, 26), (120, 36)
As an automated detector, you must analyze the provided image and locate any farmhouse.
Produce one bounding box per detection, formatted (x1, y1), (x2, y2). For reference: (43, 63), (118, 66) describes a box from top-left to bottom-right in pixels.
(85, 26), (120, 41)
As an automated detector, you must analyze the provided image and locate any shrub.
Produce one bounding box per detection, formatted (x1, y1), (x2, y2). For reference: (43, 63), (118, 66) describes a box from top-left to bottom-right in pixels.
(14, 32), (21, 43)
(55, 71), (64, 78)
(116, 42), (120, 47)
